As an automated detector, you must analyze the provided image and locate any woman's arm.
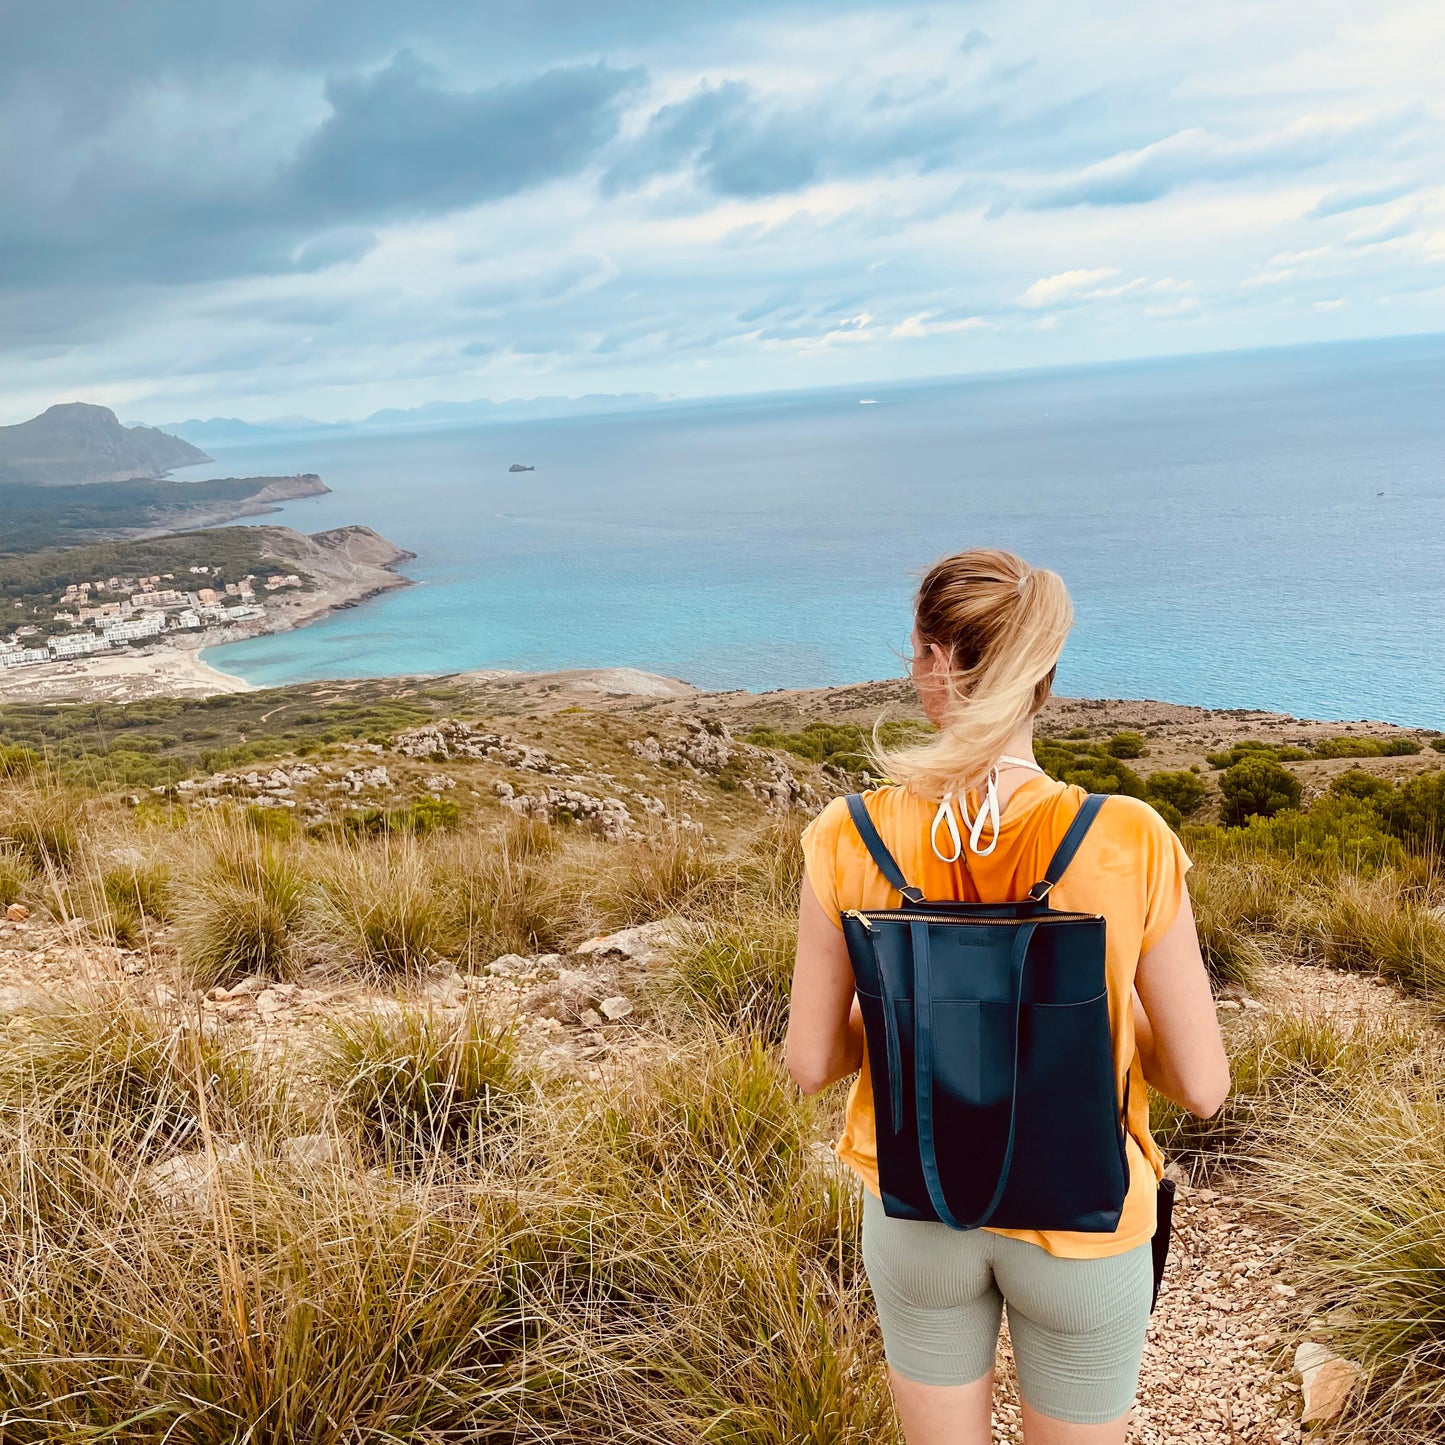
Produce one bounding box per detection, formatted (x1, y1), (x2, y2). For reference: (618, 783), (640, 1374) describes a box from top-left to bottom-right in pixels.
(1133, 889), (1230, 1117)
(786, 875), (865, 1094)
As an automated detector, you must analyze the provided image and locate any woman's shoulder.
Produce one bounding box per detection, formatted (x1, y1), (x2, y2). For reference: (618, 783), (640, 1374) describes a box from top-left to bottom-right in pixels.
(1083, 791), (1192, 882)
(802, 784), (924, 849)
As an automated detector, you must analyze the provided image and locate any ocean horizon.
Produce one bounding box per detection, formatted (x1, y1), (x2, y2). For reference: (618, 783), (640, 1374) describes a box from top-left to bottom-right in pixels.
(193, 335), (1445, 728)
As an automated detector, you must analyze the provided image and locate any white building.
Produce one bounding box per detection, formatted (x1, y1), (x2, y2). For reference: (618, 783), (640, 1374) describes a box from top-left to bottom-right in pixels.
(0, 648), (50, 668)
(48, 633), (107, 659)
(103, 613), (166, 645)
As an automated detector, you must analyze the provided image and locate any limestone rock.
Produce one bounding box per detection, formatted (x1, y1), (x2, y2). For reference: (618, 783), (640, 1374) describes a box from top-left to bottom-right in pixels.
(486, 953), (531, 977)
(392, 719), (552, 771)
(500, 785), (637, 841)
(1294, 1341), (1362, 1423)
(575, 920), (678, 966)
(144, 1144), (248, 1213)
(599, 995), (634, 1021)
(5, 903), (28, 922)
(283, 1133), (342, 1170)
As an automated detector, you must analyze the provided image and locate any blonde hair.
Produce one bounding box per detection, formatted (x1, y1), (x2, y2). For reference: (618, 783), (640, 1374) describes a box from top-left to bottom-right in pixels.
(872, 547), (1073, 801)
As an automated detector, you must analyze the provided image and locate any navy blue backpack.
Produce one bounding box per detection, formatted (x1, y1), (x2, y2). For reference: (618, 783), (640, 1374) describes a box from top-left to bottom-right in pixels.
(839, 792), (1132, 1235)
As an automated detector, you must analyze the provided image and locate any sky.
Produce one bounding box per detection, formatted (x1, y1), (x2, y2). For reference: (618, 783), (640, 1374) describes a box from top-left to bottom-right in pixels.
(2, 0), (1443, 425)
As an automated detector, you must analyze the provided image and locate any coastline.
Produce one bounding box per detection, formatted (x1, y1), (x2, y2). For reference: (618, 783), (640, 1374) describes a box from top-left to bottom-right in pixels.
(0, 638), (252, 703)
(0, 523), (415, 704)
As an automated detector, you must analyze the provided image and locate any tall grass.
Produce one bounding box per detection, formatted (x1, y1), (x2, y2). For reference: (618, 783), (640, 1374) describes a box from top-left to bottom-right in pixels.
(1259, 1054), (1445, 1441)
(174, 822), (310, 986)
(322, 1005), (534, 1163)
(312, 836), (447, 976)
(666, 815), (806, 1041)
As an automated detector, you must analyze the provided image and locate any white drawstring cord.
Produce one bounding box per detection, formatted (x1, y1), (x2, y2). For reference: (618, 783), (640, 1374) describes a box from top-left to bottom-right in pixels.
(931, 754), (1044, 862)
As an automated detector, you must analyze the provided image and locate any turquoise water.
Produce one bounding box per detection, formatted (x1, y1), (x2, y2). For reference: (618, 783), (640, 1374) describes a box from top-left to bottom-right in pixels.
(198, 336), (1445, 726)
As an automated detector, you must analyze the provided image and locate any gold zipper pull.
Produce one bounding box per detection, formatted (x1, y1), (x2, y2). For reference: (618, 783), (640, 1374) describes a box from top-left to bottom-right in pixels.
(844, 909), (874, 931)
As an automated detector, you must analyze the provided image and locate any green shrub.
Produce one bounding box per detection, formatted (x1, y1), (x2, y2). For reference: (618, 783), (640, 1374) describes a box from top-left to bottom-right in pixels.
(1380, 770), (1445, 855)
(1144, 769), (1206, 816)
(1034, 739), (1146, 797)
(1219, 754), (1301, 826)
(1106, 730), (1146, 759)
(1431, 738), (1445, 755)
(1207, 740), (1311, 769)
(0, 743), (42, 778)
(746, 718), (931, 775)
(336, 795), (460, 837)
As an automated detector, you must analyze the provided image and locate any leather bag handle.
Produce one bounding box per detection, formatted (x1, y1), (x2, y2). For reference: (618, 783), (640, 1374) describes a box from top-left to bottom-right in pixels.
(845, 794), (925, 902)
(1027, 793), (1108, 901)
(912, 917), (1040, 1230)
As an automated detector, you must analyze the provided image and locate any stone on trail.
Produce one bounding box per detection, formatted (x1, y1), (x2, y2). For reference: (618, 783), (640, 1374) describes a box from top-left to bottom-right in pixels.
(486, 953), (531, 977)
(5, 903), (28, 922)
(599, 995), (634, 1021)
(575, 920), (679, 967)
(1294, 1341), (1363, 1423)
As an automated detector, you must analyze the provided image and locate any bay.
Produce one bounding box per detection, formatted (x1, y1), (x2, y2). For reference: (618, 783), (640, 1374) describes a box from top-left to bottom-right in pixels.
(197, 335), (1445, 726)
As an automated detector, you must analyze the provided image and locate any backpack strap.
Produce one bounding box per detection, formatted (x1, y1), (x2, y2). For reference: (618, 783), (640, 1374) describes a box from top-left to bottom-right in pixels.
(844, 794), (925, 904)
(1026, 792), (1108, 902)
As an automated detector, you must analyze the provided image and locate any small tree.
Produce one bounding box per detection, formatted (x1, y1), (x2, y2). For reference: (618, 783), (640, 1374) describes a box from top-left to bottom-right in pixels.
(1144, 769), (1206, 817)
(1220, 755), (1301, 827)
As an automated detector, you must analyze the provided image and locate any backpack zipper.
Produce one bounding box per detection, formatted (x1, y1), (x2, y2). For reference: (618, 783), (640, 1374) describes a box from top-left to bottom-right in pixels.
(844, 908), (1102, 926)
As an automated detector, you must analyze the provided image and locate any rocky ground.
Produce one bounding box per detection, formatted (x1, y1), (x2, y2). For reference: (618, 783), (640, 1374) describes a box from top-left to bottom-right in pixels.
(0, 889), (1410, 1442)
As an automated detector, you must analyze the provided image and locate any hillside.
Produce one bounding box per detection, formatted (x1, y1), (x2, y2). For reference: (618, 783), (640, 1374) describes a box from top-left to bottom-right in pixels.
(2, 673), (1443, 1440)
(0, 471), (333, 553)
(0, 402), (211, 485)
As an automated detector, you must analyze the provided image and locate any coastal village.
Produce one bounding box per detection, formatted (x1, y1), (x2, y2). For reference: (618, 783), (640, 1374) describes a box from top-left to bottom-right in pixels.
(0, 563), (304, 671)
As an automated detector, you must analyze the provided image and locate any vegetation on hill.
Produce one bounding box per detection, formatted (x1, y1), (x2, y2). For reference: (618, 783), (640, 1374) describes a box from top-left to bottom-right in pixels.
(0, 527), (313, 617)
(0, 477), (323, 553)
(1, 687), (1444, 1439)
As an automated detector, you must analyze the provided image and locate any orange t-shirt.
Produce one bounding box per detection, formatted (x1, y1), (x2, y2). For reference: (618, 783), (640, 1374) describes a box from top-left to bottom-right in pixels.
(800, 776), (1191, 1259)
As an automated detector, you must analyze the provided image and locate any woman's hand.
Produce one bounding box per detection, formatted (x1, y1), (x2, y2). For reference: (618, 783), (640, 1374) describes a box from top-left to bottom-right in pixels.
(785, 877), (865, 1094)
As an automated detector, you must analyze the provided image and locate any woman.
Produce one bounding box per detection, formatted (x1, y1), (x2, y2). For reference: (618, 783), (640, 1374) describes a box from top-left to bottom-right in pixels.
(787, 547), (1228, 1445)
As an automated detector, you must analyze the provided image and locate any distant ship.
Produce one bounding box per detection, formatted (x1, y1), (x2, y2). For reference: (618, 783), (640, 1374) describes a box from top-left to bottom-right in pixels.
(509, 463), (536, 473)
(858, 398), (877, 405)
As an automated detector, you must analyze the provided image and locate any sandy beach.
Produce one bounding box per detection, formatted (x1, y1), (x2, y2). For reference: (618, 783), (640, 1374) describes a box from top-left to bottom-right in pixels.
(0, 641), (251, 704)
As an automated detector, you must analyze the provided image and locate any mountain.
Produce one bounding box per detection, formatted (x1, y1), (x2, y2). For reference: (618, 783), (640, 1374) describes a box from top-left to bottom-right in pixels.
(156, 392), (667, 447)
(0, 403), (212, 486)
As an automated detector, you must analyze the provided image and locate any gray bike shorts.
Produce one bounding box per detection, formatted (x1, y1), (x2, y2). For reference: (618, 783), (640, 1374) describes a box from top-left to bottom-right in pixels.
(861, 1187), (1153, 1425)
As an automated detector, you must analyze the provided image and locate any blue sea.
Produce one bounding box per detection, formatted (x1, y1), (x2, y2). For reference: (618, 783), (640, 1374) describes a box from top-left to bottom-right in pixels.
(195, 336), (1445, 727)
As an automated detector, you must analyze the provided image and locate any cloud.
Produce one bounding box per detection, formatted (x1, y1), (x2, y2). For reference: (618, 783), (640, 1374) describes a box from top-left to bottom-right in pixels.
(1307, 179), (1417, 218)
(890, 311), (988, 338)
(0, 52), (640, 300)
(1019, 268), (1121, 307)
(284, 53), (641, 218)
(3, 1), (1445, 419)
(1020, 111), (1430, 210)
(603, 66), (1056, 200)
(293, 229), (379, 270)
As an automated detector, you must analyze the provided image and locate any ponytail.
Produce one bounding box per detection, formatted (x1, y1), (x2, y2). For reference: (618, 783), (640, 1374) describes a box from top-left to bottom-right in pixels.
(871, 548), (1072, 800)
